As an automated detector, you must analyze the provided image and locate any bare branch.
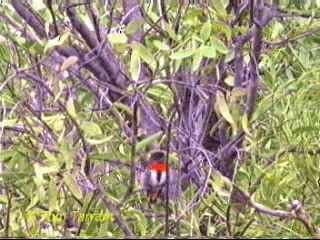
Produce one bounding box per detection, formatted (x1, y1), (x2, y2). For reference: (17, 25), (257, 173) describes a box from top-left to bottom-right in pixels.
(11, 0), (47, 38)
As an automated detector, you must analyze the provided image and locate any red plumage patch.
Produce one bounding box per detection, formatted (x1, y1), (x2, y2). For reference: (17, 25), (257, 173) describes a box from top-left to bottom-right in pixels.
(150, 192), (158, 201)
(148, 161), (168, 172)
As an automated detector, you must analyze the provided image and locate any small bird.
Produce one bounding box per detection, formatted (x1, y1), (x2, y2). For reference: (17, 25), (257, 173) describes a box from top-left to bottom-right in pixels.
(139, 152), (181, 202)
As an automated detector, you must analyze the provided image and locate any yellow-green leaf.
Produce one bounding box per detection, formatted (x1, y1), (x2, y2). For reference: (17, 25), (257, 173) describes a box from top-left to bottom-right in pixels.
(136, 131), (162, 153)
(130, 49), (141, 81)
(231, 87), (247, 98)
(200, 21), (211, 41)
(225, 75), (234, 87)
(131, 43), (156, 70)
(170, 48), (195, 60)
(81, 122), (102, 137)
(126, 20), (143, 35)
(60, 56), (78, 72)
(211, 37), (228, 54)
(164, 22), (178, 41)
(63, 172), (82, 199)
(0, 119), (18, 128)
(153, 40), (170, 51)
(215, 91), (234, 125)
(113, 102), (133, 115)
(87, 136), (113, 145)
(44, 150), (60, 170)
(200, 46), (216, 59)
(192, 51), (203, 72)
(66, 97), (77, 119)
(48, 178), (58, 212)
(44, 31), (70, 53)
(242, 113), (252, 137)
(107, 33), (128, 44)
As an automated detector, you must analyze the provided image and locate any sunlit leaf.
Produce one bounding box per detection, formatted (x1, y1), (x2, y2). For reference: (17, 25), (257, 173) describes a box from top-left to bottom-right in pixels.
(215, 91), (234, 125)
(225, 75), (234, 87)
(200, 21), (211, 41)
(113, 102), (133, 115)
(170, 48), (195, 60)
(200, 46), (216, 58)
(136, 131), (163, 152)
(60, 56), (78, 72)
(63, 172), (82, 199)
(107, 33), (128, 44)
(81, 122), (102, 137)
(44, 31), (70, 53)
(153, 40), (170, 51)
(131, 43), (156, 69)
(126, 20), (143, 35)
(211, 37), (228, 54)
(86, 136), (113, 145)
(0, 119), (18, 128)
(242, 113), (252, 137)
(164, 22), (178, 41)
(48, 177), (58, 212)
(66, 97), (77, 119)
(130, 49), (141, 81)
(192, 51), (203, 72)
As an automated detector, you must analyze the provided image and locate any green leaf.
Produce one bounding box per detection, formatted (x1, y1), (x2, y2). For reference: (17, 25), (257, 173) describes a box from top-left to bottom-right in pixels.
(31, 0), (47, 11)
(91, 153), (118, 161)
(130, 49), (141, 81)
(113, 102), (133, 115)
(48, 178), (58, 212)
(34, 163), (59, 184)
(58, 140), (77, 170)
(131, 43), (156, 69)
(133, 211), (147, 236)
(66, 97), (77, 119)
(63, 172), (82, 199)
(86, 136), (113, 145)
(211, 37), (228, 54)
(215, 91), (234, 125)
(44, 150), (60, 170)
(136, 131), (163, 153)
(107, 33), (128, 44)
(174, 59), (182, 72)
(271, 22), (283, 39)
(30, 42), (44, 55)
(0, 44), (11, 62)
(147, 83), (174, 103)
(212, 21), (232, 40)
(185, 9), (204, 22)
(60, 56), (78, 72)
(0, 150), (15, 162)
(192, 51), (203, 72)
(81, 122), (102, 137)
(126, 20), (143, 35)
(170, 48), (195, 60)
(0, 119), (18, 128)
(231, 87), (247, 98)
(44, 31), (70, 53)
(293, 126), (320, 134)
(242, 113), (252, 137)
(164, 22), (178, 41)
(225, 75), (234, 87)
(211, 0), (227, 15)
(199, 46), (216, 58)
(200, 21), (211, 41)
(153, 40), (170, 51)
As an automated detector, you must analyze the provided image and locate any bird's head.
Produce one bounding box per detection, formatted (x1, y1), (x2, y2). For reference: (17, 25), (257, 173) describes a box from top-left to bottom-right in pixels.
(148, 161), (169, 173)
(148, 161), (169, 188)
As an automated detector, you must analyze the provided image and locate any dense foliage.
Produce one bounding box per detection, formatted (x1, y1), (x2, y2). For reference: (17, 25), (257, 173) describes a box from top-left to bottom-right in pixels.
(1, 0), (320, 238)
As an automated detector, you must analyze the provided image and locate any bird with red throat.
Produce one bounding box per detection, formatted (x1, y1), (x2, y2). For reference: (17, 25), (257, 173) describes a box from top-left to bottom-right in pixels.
(139, 151), (181, 202)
